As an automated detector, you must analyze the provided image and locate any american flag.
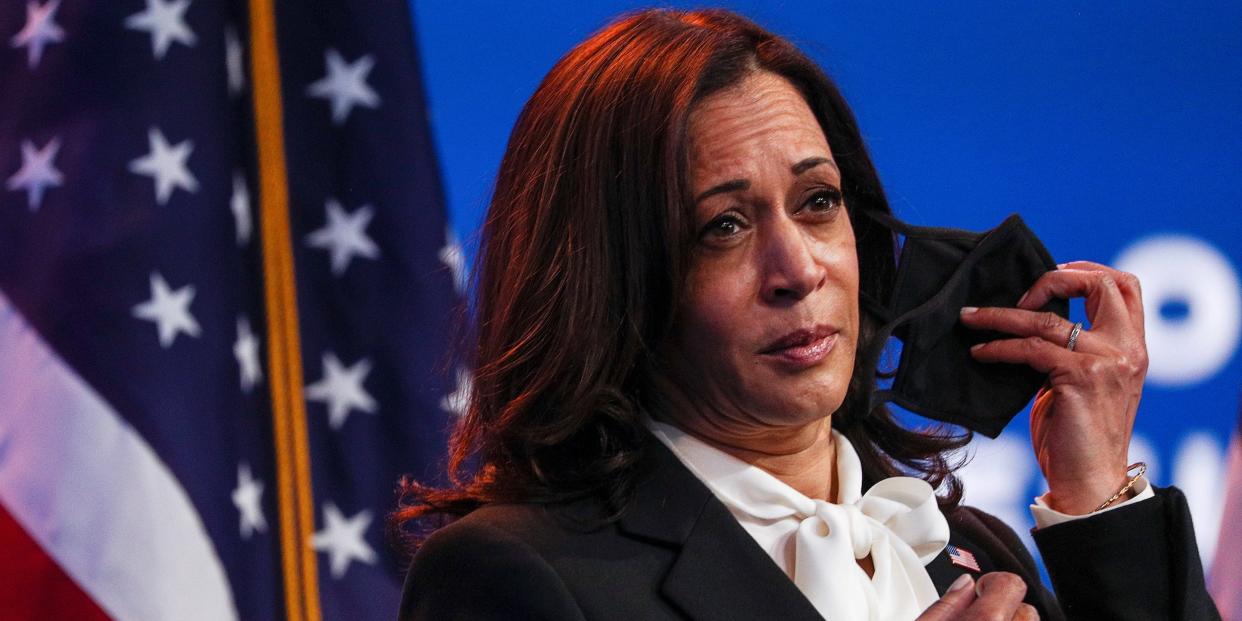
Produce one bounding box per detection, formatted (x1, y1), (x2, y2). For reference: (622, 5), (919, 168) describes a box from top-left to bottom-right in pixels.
(1211, 403), (1242, 619)
(0, 1), (463, 619)
(947, 544), (981, 573)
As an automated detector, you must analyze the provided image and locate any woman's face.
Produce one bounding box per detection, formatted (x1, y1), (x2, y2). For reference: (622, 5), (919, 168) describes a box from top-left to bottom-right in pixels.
(662, 71), (859, 436)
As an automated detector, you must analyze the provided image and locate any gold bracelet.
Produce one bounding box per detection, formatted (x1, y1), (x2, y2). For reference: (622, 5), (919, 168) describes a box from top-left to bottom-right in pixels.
(1094, 462), (1147, 512)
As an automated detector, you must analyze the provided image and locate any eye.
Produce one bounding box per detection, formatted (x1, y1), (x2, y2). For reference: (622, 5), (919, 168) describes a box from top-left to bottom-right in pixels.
(699, 213), (746, 244)
(802, 187), (843, 215)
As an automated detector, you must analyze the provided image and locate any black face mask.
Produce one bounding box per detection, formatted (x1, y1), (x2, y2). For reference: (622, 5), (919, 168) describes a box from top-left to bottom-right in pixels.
(857, 211), (1068, 438)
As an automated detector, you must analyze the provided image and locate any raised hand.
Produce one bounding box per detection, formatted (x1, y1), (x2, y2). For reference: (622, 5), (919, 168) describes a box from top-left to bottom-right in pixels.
(960, 261), (1147, 514)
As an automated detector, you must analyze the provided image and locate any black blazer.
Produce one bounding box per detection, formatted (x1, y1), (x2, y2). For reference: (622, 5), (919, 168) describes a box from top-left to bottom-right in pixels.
(399, 436), (1220, 620)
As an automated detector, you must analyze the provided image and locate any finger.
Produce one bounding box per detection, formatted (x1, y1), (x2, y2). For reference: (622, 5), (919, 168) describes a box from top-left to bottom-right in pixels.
(1014, 603), (1039, 621)
(1057, 260), (1145, 332)
(915, 574), (976, 621)
(960, 307), (1100, 355)
(969, 572), (1028, 620)
(1058, 260), (1140, 300)
(970, 336), (1082, 374)
(1017, 269), (1131, 329)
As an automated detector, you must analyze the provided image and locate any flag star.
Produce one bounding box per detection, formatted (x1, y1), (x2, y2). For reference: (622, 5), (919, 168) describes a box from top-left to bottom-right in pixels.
(230, 171), (251, 244)
(231, 462), (267, 539)
(128, 127), (198, 206)
(306, 49), (380, 125)
(438, 225), (466, 293)
(124, 0), (196, 60)
(305, 352), (376, 429)
(439, 367), (472, 416)
(224, 26), (244, 96)
(10, 0), (65, 69)
(6, 137), (63, 211)
(233, 316), (261, 392)
(305, 199), (379, 276)
(310, 502), (376, 579)
(132, 272), (200, 348)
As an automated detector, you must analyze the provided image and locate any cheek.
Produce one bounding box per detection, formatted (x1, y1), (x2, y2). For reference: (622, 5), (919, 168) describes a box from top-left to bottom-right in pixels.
(817, 221), (860, 310)
(836, 250), (860, 317)
(677, 261), (758, 362)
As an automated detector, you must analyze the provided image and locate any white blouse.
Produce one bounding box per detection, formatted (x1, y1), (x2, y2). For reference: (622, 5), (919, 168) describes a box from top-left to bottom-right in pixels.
(645, 418), (1156, 621)
(646, 419), (949, 621)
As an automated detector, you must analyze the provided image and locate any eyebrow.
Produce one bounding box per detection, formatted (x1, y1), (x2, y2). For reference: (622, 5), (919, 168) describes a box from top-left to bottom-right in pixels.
(792, 156), (837, 176)
(693, 157), (839, 204)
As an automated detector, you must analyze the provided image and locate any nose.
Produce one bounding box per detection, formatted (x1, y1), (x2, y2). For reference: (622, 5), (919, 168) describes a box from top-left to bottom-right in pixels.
(759, 218), (826, 305)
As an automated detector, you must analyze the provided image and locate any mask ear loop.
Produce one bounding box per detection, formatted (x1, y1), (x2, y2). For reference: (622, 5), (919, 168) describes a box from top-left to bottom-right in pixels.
(858, 207), (990, 240)
(854, 208), (911, 417)
(856, 208), (913, 235)
(854, 207), (921, 415)
(858, 295), (902, 416)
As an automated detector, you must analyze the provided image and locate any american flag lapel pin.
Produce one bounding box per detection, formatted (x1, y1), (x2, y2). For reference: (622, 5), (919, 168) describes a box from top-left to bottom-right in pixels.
(947, 544), (981, 572)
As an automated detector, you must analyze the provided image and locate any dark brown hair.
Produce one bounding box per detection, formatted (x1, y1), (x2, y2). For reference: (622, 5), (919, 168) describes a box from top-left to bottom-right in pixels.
(395, 8), (969, 541)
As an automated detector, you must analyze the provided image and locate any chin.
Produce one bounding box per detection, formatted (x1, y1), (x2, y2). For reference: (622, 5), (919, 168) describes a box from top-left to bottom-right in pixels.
(740, 380), (849, 429)
(748, 372), (849, 427)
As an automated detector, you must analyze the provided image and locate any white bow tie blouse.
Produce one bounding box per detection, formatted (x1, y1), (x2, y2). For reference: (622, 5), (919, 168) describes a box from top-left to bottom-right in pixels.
(646, 420), (950, 621)
(645, 419), (1156, 621)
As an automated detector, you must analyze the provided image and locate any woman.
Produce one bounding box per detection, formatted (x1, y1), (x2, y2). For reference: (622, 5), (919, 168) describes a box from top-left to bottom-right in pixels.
(396, 9), (1218, 620)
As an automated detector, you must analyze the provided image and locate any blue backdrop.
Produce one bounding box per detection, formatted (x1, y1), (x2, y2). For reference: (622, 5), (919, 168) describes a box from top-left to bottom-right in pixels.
(411, 1), (1242, 572)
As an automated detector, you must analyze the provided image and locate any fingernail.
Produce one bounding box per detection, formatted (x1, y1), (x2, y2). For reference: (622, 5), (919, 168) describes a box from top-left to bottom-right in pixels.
(1017, 292), (1029, 307)
(948, 574), (974, 593)
(970, 343), (983, 352)
(1056, 263), (1067, 269)
(960, 306), (978, 315)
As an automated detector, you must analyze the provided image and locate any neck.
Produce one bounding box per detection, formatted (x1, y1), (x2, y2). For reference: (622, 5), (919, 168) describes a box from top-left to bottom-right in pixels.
(649, 385), (839, 501)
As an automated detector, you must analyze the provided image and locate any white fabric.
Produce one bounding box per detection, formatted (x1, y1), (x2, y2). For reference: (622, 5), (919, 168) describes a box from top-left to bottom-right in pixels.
(1030, 475), (1154, 528)
(0, 290), (237, 621)
(646, 420), (949, 621)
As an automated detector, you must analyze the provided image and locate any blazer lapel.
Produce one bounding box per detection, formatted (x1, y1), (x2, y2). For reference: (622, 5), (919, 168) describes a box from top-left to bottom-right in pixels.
(618, 436), (824, 621)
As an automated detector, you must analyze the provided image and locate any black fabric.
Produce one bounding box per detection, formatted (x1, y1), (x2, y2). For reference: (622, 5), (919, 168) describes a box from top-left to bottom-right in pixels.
(860, 211), (1068, 437)
(1034, 485), (1220, 621)
(399, 436), (1220, 620)
(399, 518), (588, 621)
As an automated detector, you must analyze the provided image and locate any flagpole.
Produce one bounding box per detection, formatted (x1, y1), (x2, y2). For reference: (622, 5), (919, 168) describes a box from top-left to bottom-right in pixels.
(247, 1), (322, 619)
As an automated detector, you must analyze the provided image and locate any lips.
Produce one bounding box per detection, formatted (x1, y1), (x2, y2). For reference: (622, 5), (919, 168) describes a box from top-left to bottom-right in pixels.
(759, 325), (839, 368)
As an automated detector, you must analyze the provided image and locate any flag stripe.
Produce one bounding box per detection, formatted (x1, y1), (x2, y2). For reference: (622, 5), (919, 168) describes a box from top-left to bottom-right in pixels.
(0, 503), (111, 621)
(246, 0), (322, 619)
(0, 290), (236, 620)
(1209, 430), (1242, 618)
